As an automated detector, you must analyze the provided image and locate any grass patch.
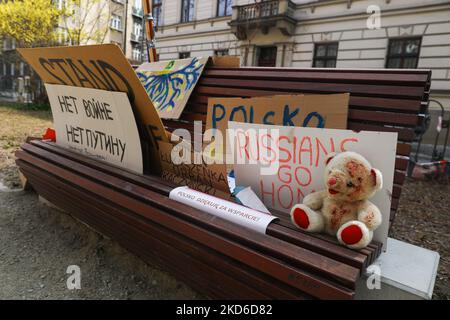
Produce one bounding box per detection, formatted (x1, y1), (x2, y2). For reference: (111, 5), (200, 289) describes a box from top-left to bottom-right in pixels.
(0, 103), (53, 188)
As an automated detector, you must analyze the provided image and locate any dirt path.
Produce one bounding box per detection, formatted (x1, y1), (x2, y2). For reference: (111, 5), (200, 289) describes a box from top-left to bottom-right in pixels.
(0, 190), (201, 299)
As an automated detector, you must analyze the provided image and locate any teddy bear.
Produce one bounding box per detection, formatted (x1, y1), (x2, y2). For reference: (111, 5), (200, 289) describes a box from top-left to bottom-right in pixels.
(290, 151), (383, 249)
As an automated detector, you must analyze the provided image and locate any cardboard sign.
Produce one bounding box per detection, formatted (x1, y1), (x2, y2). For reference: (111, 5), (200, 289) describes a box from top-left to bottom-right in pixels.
(211, 56), (241, 68)
(136, 57), (208, 119)
(229, 121), (398, 249)
(169, 186), (277, 234)
(206, 94), (349, 157)
(159, 140), (231, 198)
(45, 84), (143, 173)
(18, 44), (168, 170)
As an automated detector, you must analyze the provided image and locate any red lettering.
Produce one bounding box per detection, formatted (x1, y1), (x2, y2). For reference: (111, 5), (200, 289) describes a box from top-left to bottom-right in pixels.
(260, 180), (275, 207)
(315, 138), (329, 167)
(261, 134), (276, 164)
(278, 135), (292, 163)
(299, 136), (313, 166)
(277, 184), (294, 209)
(294, 166), (312, 187)
(236, 129), (249, 160)
(247, 131), (260, 161)
(297, 187), (306, 203)
(277, 165), (292, 184)
(340, 138), (359, 151)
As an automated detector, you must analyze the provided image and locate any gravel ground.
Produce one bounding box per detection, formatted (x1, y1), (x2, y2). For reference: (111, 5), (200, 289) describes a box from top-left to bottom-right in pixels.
(390, 178), (450, 300)
(0, 190), (201, 299)
(0, 104), (448, 299)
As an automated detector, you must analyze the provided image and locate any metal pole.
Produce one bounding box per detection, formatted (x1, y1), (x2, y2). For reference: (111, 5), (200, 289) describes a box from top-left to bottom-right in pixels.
(142, 0), (158, 62)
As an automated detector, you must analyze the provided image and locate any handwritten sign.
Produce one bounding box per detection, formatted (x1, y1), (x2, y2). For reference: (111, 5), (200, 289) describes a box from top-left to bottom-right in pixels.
(18, 44), (168, 171)
(206, 94), (349, 157)
(136, 57), (208, 119)
(229, 121), (398, 248)
(159, 141), (231, 198)
(45, 84), (143, 173)
(169, 186), (277, 234)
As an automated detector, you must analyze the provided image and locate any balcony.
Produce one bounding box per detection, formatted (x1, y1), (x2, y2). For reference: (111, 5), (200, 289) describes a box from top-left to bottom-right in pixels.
(130, 33), (143, 43)
(229, 0), (296, 40)
(132, 6), (144, 18)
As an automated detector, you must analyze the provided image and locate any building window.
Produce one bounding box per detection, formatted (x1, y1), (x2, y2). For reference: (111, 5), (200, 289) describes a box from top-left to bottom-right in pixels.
(313, 42), (338, 68)
(110, 14), (123, 31)
(215, 49), (229, 56)
(181, 0), (195, 23)
(153, 0), (162, 27)
(386, 37), (421, 69)
(132, 21), (143, 40)
(217, 0), (232, 17)
(10, 63), (15, 76)
(132, 46), (142, 61)
(257, 46), (277, 67)
(179, 52), (191, 59)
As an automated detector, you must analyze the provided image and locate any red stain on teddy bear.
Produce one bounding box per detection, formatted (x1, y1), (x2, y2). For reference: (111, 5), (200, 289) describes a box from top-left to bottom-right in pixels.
(330, 206), (349, 231)
(346, 160), (365, 178)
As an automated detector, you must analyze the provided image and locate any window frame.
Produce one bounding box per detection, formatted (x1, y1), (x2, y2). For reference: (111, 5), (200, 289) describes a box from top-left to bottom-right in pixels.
(214, 49), (229, 56)
(216, 0), (232, 17)
(110, 14), (123, 31)
(181, 0), (195, 23)
(312, 42), (339, 68)
(385, 37), (422, 69)
(179, 52), (191, 59)
(256, 46), (277, 67)
(152, 0), (162, 27)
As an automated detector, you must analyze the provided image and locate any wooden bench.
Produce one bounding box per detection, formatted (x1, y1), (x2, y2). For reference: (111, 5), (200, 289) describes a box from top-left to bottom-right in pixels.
(164, 66), (432, 225)
(15, 66), (431, 300)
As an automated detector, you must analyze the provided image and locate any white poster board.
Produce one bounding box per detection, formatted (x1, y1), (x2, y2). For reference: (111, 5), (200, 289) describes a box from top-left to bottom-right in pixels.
(45, 84), (143, 174)
(229, 121), (398, 249)
(169, 186), (277, 234)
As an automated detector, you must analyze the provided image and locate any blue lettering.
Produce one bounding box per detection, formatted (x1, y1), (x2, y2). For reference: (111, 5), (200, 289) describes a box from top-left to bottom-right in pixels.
(303, 112), (325, 128)
(229, 106), (247, 123)
(283, 105), (299, 126)
(263, 111), (275, 125)
(212, 103), (225, 129)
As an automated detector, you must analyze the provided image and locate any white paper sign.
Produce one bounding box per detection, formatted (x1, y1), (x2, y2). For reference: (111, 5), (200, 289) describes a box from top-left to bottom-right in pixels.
(229, 122), (398, 249)
(235, 187), (271, 214)
(169, 186), (278, 234)
(45, 84), (143, 174)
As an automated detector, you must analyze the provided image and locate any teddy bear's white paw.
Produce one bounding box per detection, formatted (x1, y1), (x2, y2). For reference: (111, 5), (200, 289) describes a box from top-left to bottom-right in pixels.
(337, 221), (373, 249)
(290, 204), (324, 233)
(303, 192), (324, 210)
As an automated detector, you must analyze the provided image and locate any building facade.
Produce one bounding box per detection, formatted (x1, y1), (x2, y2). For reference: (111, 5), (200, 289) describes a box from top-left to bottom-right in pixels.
(153, 0), (450, 110)
(1, 0), (450, 111)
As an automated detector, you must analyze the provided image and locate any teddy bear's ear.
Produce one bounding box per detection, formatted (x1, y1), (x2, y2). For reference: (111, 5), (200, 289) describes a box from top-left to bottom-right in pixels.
(325, 152), (337, 166)
(371, 168), (383, 190)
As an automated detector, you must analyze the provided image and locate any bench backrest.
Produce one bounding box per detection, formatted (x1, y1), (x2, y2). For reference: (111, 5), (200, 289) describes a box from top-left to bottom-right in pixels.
(162, 66), (432, 226)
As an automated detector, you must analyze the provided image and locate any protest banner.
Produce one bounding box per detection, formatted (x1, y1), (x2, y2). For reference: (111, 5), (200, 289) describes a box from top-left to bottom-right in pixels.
(18, 44), (168, 171)
(205, 94), (349, 158)
(136, 57), (209, 119)
(229, 121), (398, 248)
(159, 140), (231, 198)
(45, 84), (143, 173)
